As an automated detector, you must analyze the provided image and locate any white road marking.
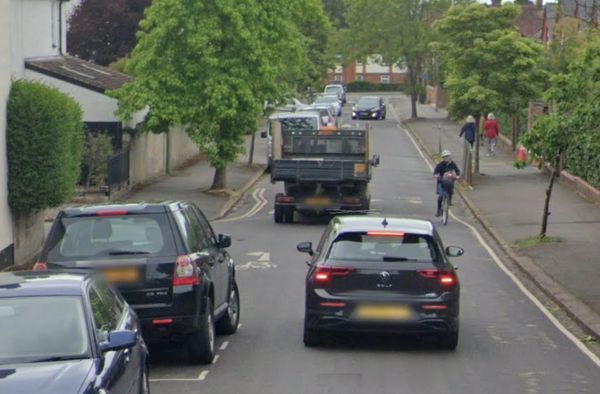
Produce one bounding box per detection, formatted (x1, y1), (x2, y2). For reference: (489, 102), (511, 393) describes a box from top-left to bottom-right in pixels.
(220, 341), (229, 351)
(392, 103), (600, 368)
(238, 323), (243, 329)
(212, 355), (220, 364)
(198, 370), (209, 380)
(215, 187), (268, 223)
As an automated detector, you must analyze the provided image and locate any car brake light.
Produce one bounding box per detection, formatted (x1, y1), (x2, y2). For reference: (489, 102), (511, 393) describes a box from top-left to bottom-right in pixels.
(153, 318), (173, 325)
(32, 261), (48, 271)
(367, 231), (405, 237)
(417, 269), (457, 286)
(422, 304), (448, 310)
(320, 302), (346, 307)
(172, 255), (199, 286)
(96, 210), (128, 216)
(312, 267), (353, 284)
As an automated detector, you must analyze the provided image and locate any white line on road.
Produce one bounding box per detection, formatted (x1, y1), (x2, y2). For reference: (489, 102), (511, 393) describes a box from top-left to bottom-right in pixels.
(393, 103), (600, 368)
(215, 187), (268, 223)
(220, 341), (229, 351)
(212, 355), (220, 364)
(198, 370), (209, 380)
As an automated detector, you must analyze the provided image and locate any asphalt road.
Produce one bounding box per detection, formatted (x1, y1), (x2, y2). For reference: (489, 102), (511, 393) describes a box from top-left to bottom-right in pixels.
(148, 94), (600, 393)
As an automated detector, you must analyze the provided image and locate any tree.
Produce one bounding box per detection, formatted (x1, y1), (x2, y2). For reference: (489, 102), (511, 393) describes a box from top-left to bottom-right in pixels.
(114, 0), (320, 189)
(344, 0), (451, 119)
(432, 4), (544, 171)
(67, 0), (150, 66)
(521, 35), (600, 237)
(323, 0), (347, 28)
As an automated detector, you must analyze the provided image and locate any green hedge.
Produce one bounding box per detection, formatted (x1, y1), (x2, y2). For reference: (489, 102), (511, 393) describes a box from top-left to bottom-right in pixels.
(7, 80), (84, 213)
(565, 133), (600, 190)
(345, 80), (406, 92)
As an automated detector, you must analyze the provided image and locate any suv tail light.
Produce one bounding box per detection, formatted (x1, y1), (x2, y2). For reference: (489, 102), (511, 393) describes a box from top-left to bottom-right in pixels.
(311, 266), (354, 285)
(417, 269), (457, 286)
(172, 255), (199, 286)
(32, 261), (48, 271)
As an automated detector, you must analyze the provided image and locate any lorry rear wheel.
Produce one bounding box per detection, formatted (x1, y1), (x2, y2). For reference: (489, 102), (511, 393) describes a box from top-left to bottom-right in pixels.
(274, 205), (284, 223)
(284, 206), (294, 223)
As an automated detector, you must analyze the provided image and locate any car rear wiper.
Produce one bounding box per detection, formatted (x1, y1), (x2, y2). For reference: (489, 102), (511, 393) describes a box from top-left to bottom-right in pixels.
(108, 251), (150, 255)
(31, 355), (88, 363)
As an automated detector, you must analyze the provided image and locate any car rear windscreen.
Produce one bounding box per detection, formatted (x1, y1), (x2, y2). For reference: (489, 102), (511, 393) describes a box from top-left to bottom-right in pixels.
(279, 117), (319, 131)
(328, 232), (441, 262)
(45, 214), (177, 261)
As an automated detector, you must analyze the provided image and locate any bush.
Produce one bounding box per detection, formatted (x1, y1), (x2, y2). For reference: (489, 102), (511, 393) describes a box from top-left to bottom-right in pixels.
(345, 80), (406, 92)
(82, 131), (114, 187)
(565, 133), (600, 190)
(7, 80), (84, 213)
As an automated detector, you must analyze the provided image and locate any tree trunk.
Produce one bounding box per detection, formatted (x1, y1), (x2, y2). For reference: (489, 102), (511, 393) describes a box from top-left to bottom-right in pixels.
(248, 130), (256, 166)
(512, 112), (519, 152)
(540, 156), (560, 237)
(211, 166), (227, 190)
(408, 66), (419, 119)
(474, 114), (481, 174)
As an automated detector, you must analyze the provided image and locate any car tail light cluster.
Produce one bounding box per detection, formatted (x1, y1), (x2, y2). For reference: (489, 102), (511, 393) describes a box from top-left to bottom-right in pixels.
(172, 255), (199, 287)
(311, 266), (354, 285)
(417, 268), (457, 286)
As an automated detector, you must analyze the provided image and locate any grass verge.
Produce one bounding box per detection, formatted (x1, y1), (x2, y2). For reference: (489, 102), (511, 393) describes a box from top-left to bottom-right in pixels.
(515, 235), (560, 248)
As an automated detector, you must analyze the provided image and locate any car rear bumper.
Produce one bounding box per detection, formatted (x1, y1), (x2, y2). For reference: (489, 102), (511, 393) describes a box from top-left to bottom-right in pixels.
(306, 313), (458, 334)
(140, 315), (199, 343)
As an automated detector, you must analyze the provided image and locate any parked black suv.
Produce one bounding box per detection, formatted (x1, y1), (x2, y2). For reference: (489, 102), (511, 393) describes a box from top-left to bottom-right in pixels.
(36, 201), (240, 364)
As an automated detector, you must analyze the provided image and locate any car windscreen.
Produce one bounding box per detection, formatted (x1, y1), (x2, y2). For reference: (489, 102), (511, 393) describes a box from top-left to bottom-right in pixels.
(325, 86), (342, 94)
(327, 231), (441, 262)
(358, 97), (379, 106)
(45, 213), (177, 261)
(315, 96), (338, 104)
(279, 117), (319, 131)
(0, 296), (91, 364)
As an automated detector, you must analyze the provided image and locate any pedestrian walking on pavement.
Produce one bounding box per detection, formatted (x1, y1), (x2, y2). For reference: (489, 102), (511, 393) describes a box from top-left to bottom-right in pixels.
(459, 115), (476, 148)
(483, 113), (500, 156)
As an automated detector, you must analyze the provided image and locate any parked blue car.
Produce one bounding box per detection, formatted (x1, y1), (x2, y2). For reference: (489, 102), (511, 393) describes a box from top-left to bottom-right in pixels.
(0, 271), (149, 394)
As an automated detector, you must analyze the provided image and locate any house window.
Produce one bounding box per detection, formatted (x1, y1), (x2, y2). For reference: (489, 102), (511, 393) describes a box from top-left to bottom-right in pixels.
(335, 74), (343, 82)
(380, 75), (390, 84)
(356, 75), (364, 81)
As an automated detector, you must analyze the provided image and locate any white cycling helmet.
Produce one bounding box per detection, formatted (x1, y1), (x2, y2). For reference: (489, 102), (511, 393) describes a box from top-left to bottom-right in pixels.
(441, 150), (452, 158)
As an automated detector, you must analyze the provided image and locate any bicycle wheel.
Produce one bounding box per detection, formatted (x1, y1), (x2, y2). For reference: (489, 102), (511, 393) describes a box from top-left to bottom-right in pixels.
(441, 194), (449, 226)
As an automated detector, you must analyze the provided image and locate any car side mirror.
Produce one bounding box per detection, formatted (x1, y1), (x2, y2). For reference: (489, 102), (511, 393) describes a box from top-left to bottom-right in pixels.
(100, 330), (137, 352)
(260, 130), (267, 138)
(218, 234), (232, 248)
(445, 246), (464, 257)
(297, 241), (314, 256)
(372, 154), (380, 167)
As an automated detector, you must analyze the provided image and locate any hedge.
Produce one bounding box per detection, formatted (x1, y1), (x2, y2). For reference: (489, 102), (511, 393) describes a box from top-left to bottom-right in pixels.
(345, 80), (406, 92)
(565, 133), (600, 190)
(7, 80), (84, 213)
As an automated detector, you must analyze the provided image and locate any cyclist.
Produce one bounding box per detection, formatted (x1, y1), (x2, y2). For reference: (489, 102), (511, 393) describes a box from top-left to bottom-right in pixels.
(434, 150), (461, 217)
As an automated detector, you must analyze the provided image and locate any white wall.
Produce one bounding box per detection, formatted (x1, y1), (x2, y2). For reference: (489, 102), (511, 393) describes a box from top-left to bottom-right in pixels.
(0, 0), (16, 258)
(24, 69), (121, 122)
(10, 0), (61, 75)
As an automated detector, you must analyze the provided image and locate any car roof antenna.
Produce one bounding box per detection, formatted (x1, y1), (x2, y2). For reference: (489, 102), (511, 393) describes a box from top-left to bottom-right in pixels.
(382, 218), (388, 228)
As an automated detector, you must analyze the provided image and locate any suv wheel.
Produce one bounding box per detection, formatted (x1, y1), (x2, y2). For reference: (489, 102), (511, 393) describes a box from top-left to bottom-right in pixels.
(188, 299), (215, 364)
(216, 281), (240, 335)
(438, 330), (459, 350)
(284, 206), (294, 223)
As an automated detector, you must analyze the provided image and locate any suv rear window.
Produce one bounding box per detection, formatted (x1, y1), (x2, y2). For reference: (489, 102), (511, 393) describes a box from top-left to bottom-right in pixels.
(45, 214), (177, 261)
(328, 232), (440, 262)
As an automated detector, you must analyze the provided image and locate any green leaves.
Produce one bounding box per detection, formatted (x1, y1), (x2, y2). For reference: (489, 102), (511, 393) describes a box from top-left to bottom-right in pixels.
(113, 0), (330, 179)
(7, 80), (83, 213)
(432, 4), (544, 119)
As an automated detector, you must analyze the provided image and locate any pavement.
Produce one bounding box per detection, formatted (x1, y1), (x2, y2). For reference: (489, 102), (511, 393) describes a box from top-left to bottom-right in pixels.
(391, 94), (600, 339)
(119, 132), (268, 220)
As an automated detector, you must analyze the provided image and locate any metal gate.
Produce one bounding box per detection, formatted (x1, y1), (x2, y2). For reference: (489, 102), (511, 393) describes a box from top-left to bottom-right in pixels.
(107, 149), (130, 195)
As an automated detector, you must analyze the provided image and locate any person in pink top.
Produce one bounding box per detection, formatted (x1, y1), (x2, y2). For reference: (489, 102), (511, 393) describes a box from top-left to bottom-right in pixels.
(483, 112), (500, 156)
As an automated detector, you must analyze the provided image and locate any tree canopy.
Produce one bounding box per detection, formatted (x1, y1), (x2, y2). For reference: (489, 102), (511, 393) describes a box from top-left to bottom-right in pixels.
(114, 0), (329, 188)
(67, 0), (150, 66)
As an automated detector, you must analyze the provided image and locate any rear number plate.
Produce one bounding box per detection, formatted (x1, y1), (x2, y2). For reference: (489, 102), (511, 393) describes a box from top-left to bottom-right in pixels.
(355, 305), (412, 321)
(102, 267), (139, 283)
(305, 197), (331, 207)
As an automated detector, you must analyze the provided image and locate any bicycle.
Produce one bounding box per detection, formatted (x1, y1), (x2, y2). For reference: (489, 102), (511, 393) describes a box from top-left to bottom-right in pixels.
(439, 172), (457, 226)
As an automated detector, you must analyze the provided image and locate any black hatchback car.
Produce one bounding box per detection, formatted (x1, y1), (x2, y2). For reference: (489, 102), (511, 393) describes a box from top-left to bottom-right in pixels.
(36, 201), (240, 364)
(298, 216), (463, 349)
(351, 96), (387, 120)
